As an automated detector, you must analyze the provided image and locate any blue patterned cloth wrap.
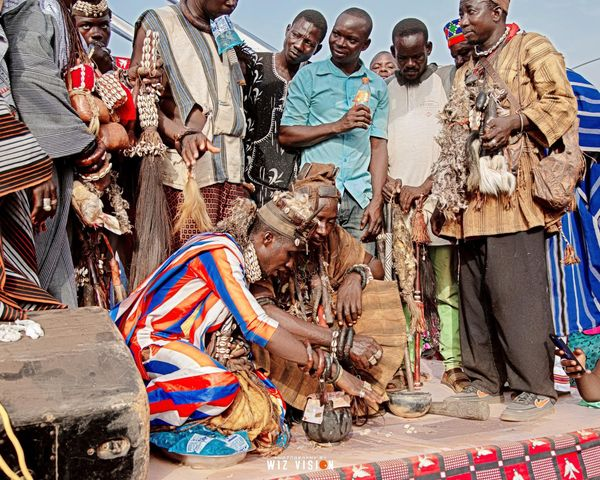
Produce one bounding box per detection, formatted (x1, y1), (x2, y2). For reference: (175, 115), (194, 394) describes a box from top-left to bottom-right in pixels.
(151, 424), (251, 456)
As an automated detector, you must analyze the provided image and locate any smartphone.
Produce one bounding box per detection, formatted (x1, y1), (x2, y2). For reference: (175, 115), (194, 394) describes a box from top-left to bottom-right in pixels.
(550, 334), (586, 372)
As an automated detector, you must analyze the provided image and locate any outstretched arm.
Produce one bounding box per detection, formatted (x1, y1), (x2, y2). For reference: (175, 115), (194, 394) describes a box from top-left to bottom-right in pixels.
(195, 250), (382, 403)
(131, 24), (218, 168)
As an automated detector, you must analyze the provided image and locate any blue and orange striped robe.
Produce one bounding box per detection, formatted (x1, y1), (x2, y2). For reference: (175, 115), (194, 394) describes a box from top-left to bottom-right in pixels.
(111, 233), (281, 427)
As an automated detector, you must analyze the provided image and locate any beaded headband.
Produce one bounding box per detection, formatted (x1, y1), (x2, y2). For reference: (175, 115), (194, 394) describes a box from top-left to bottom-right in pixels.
(72, 0), (110, 18)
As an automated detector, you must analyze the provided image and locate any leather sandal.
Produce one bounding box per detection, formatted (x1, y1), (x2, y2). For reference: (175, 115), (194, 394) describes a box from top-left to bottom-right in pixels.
(441, 367), (471, 393)
(386, 373), (407, 393)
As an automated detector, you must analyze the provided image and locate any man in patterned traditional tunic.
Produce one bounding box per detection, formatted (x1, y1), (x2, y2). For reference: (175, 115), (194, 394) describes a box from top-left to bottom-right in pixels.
(244, 9), (327, 207)
(0, 13), (63, 319)
(433, 0), (577, 421)
(131, 0), (249, 248)
(112, 192), (382, 453)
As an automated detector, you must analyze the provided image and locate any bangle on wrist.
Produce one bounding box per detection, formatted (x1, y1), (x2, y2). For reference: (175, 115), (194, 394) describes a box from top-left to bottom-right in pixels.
(174, 127), (200, 151)
(322, 352), (332, 383)
(330, 356), (343, 385)
(346, 264), (373, 289)
(518, 112), (525, 134)
(343, 327), (354, 359)
(301, 341), (314, 375)
(312, 348), (326, 378)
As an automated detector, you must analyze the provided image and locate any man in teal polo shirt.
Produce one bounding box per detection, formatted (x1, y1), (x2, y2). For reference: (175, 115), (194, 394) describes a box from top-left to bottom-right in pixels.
(279, 8), (389, 254)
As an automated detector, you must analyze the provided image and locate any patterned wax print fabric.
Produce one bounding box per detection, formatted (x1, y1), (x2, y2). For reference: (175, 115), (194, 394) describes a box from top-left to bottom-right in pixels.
(244, 52), (300, 207)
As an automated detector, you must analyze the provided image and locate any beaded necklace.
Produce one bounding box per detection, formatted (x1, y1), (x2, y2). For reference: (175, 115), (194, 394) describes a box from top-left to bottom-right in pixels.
(475, 27), (510, 57)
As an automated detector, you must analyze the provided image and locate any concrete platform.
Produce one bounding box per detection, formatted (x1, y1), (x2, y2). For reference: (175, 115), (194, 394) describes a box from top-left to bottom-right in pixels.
(148, 360), (600, 480)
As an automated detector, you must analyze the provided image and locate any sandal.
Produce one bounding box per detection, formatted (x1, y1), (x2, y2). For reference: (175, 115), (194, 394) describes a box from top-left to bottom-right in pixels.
(441, 367), (471, 393)
(386, 373), (407, 393)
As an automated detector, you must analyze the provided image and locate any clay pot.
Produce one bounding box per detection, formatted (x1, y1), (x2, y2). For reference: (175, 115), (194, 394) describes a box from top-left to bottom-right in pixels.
(302, 402), (352, 445)
(387, 391), (432, 418)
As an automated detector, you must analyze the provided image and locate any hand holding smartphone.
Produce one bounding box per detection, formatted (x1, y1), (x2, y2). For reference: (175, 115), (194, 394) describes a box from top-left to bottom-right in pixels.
(550, 334), (587, 374)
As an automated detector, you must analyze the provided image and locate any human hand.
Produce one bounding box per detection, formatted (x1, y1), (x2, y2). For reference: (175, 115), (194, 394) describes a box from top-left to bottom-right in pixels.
(350, 334), (383, 370)
(383, 178), (402, 203)
(360, 198), (383, 241)
(482, 115), (517, 151)
(558, 348), (589, 379)
(30, 179), (57, 227)
(335, 367), (383, 404)
(89, 43), (114, 74)
(399, 185), (428, 213)
(334, 104), (372, 133)
(336, 273), (363, 327)
(430, 206), (445, 237)
(179, 132), (221, 168)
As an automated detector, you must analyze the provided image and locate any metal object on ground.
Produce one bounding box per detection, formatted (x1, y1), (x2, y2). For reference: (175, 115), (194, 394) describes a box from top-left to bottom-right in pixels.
(429, 397), (490, 421)
(302, 403), (352, 445)
(0, 307), (149, 479)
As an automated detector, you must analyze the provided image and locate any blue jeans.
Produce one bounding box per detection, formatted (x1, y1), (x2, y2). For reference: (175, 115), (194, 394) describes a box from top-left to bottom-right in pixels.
(337, 192), (376, 256)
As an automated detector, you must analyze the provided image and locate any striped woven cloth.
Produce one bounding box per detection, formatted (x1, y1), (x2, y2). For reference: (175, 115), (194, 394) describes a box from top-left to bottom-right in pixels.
(111, 233), (281, 427)
(547, 70), (600, 336)
(0, 100), (64, 320)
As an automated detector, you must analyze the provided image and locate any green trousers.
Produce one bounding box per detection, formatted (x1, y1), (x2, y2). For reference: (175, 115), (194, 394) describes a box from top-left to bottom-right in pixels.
(406, 245), (461, 371)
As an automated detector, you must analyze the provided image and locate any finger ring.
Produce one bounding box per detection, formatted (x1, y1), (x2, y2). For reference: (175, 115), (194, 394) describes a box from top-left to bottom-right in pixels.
(368, 356), (378, 366)
(42, 198), (52, 212)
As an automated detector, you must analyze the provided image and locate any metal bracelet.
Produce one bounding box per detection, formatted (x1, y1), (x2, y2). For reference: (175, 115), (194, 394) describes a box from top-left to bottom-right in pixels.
(346, 264), (373, 289)
(322, 352), (332, 383)
(330, 355), (343, 385)
(337, 326), (348, 359)
(302, 341), (314, 375)
(343, 327), (355, 360)
(518, 112), (526, 134)
(312, 348), (326, 379)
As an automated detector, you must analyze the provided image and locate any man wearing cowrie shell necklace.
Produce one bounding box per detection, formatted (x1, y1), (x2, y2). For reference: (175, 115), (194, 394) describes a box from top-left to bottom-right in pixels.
(432, 0), (577, 423)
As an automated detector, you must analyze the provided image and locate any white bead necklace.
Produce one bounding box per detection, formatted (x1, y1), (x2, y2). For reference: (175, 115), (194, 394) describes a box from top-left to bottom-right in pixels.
(475, 27), (510, 57)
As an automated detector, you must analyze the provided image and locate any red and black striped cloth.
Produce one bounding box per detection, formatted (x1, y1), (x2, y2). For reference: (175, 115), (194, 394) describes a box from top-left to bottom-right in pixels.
(0, 101), (64, 321)
(281, 428), (600, 480)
